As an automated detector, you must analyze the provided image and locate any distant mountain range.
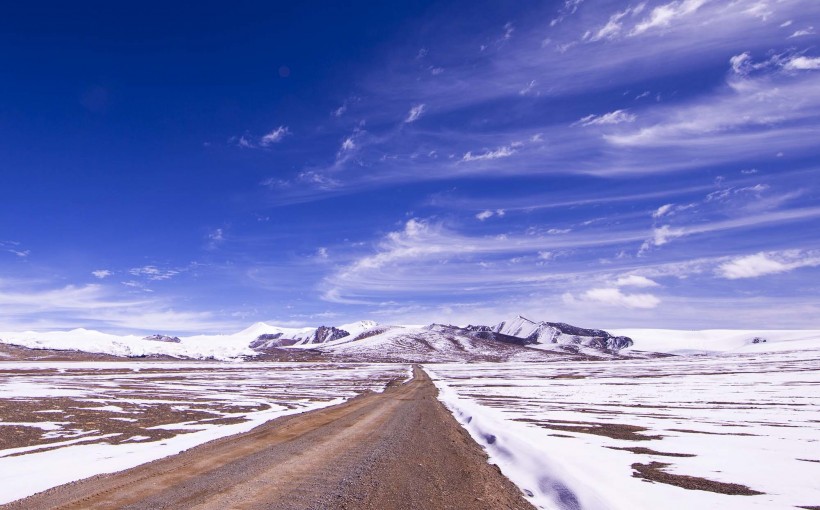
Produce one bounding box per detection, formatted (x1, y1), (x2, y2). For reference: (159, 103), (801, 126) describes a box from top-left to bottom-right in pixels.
(1, 315), (818, 362)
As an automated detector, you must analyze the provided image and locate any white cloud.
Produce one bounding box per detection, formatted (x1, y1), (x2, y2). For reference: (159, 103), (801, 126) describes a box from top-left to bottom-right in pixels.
(744, 0), (773, 20)
(405, 104), (426, 123)
(323, 204), (820, 305)
(583, 5), (645, 42)
(789, 26), (815, 38)
(340, 137), (356, 151)
(639, 224), (685, 255)
(631, 0), (709, 36)
(207, 228), (225, 250)
(502, 22), (514, 40)
(717, 251), (820, 279)
(121, 280), (150, 291)
(235, 135), (254, 148)
(1, 241), (29, 258)
(333, 128), (366, 163)
(129, 266), (180, 281)
(652, 224), (685, 246)
(575, 109), (636, 126)
(615, 274), (660, 288)
(322, 218), (653, 302)
(547, 228), (572, 234)
(729, 52), (753, 75)
(706, 184), (768, 202)
(476, 209), (506, 221)
(260, 126), (290, 145)
(0, 280), (244, 333)
(579, 287), (661, 308)
(519, 80), (537, 95)
(461, 145), (516, 162)
(608, 63), (820, 154)
(652, 204), (674, 218)
(298, 171), (341, 190)
(92, 269), (112, 279)
(537, 250), (554, 261)
(783, 55), (820, 71)
(731, 51), (820, 76)
(316, 247), (329, 260)
(0, 283), (142, 310)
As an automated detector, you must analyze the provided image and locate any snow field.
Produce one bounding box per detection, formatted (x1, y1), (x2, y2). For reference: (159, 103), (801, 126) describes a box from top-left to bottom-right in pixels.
(0, 362), (409, 504)
(427, 350), (820, 510)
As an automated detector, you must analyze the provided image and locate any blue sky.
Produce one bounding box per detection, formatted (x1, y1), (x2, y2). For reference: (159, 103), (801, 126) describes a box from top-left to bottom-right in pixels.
(2, 0), (819, 333)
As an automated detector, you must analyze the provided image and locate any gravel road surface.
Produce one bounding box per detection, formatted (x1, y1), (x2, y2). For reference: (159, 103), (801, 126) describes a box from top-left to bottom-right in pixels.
(3, 366), (534, 510)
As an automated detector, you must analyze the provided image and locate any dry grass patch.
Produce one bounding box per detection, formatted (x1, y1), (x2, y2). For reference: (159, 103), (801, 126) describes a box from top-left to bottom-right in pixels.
(516, 418), (664, 441)
(631, 462), (764, 495)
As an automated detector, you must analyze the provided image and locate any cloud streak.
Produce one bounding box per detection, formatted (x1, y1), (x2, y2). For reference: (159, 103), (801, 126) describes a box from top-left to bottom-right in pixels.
(717, 250), (820, 279)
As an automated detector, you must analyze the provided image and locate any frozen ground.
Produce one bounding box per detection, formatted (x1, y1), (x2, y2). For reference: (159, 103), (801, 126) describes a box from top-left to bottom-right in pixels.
(427, 350), (820, 510)
(0, 362), (409, 504)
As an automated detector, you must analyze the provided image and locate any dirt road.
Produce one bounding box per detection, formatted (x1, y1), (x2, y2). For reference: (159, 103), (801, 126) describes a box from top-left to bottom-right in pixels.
(4, 367), (534, 510)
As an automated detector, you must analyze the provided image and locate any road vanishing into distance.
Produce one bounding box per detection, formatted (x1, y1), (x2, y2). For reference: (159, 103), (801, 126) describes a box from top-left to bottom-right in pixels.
(3, 367), (534, 510)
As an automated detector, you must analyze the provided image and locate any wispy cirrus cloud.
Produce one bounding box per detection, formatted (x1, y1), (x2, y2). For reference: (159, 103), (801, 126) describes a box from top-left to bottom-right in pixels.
(575, 109), (636, 126)
(476, 209), (505, 221)
(230, 125), (291, 149)
(0, 280), (241, 333)
(321, 207), (820, 305)
(566, 287), (661, 309)
(260, 3), (820, 205)
(631, 0), (709, 36)
(1, 241), (29, 259)
(210, 1), (820, 328)
(260, 126), (291, 145)
(717, 250), (820, 279)
(784, 55), (820, 70)
(404, 104), (426, 123)
(605, 64), (820, 155)
(461, 145), (517, 162)
(129, 265), (182, 281)
(615, 274), (660, 287)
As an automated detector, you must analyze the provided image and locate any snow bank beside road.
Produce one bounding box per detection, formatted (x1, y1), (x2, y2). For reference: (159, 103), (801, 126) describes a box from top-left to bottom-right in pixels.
(427, 368), (611, 510)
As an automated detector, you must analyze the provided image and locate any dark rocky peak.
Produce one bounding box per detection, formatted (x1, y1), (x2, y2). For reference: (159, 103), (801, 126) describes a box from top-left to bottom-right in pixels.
(309, 326), (350, 344)
(143, 334), (181, 343)
(256, 333), (284, 341)
(250, 333), (297, 350)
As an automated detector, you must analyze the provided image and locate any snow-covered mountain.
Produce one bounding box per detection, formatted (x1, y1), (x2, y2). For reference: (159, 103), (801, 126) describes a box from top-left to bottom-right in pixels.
(297, 324), (580, 362)
(1, 315), (818, 362)
(490, 315), (634, 352)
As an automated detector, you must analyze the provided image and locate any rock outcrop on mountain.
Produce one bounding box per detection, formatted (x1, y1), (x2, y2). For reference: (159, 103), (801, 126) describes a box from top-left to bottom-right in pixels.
(143, 335), (181, 343)
(249, 333), (299, 349)
(304, 326), (350, 345)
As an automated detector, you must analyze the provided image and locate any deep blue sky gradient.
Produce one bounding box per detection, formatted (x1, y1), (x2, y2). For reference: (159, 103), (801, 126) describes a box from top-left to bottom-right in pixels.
(2, 0), (819, 332)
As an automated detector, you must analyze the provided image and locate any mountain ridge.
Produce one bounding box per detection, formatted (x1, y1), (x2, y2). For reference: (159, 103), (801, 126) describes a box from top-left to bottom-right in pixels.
(1, 315), (818, 362)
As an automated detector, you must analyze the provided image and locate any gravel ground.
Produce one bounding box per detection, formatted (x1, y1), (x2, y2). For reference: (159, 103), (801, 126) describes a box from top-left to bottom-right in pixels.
(2, 366), (534, 510)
